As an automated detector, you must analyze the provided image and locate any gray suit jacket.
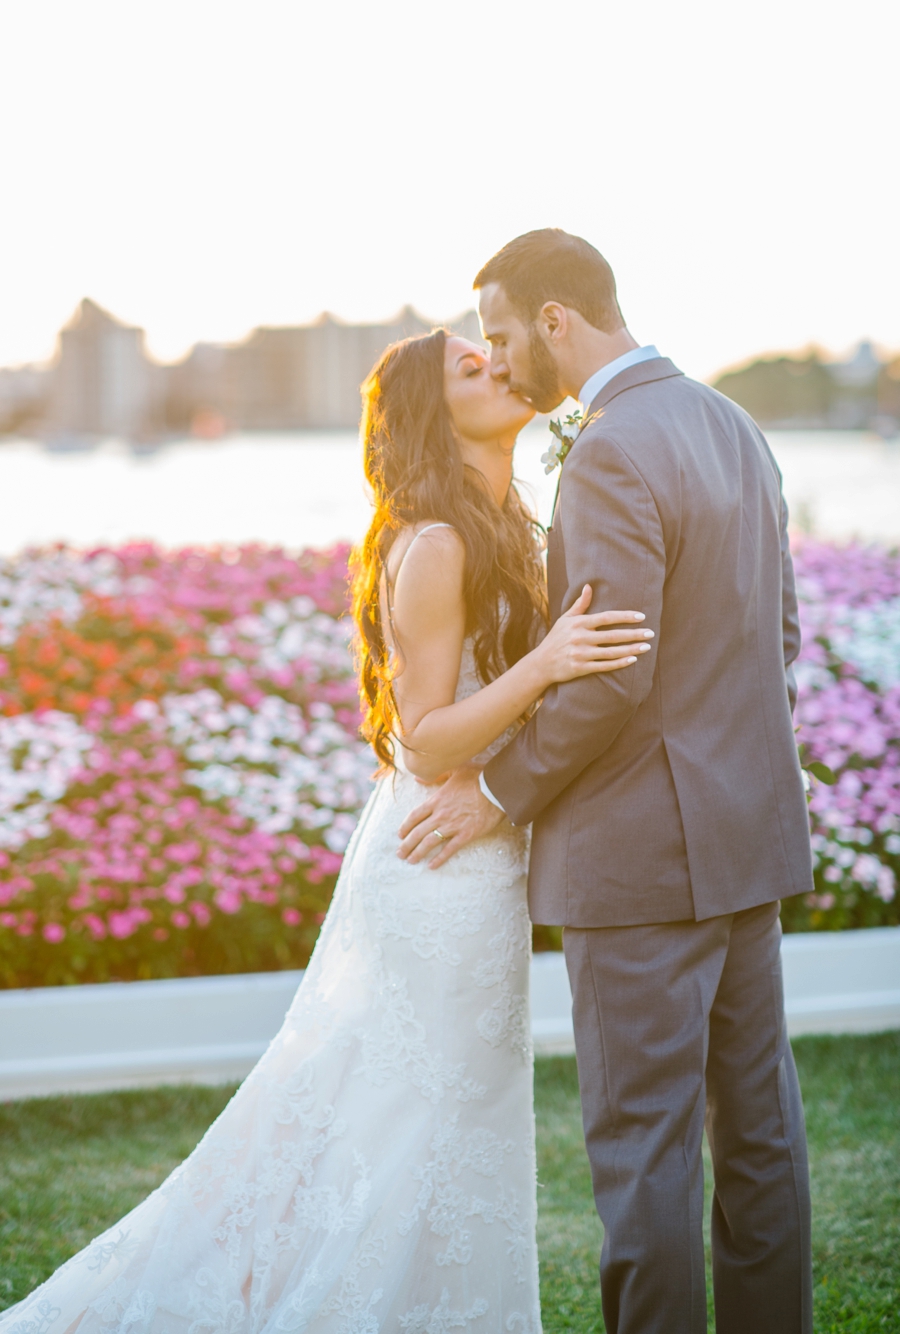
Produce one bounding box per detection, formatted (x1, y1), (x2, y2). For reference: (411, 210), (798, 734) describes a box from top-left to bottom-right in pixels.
(484, 357), (814, 926)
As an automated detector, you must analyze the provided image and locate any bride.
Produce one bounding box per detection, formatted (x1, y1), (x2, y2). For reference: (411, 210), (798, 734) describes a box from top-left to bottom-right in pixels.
(2, 330), (649, 1334)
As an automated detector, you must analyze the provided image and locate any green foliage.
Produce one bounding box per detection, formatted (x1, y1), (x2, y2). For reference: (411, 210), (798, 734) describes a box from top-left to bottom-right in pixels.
(714, 353), (836, 425)
(0, 887), (331, 989)
(780, 878), (900, 934)
(712, 352), (879, 427)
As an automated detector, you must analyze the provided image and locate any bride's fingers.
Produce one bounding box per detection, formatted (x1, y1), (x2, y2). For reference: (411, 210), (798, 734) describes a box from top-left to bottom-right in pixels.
(587, 627), (654, 645)
(580, 609), (646, 626)
(592, 639), (652, 656)
(588, 654), (640, 672)
(562, 585), (593, 617)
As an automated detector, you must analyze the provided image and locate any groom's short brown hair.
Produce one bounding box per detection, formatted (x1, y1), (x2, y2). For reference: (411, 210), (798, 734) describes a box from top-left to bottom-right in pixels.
(473, 228), (624, 333)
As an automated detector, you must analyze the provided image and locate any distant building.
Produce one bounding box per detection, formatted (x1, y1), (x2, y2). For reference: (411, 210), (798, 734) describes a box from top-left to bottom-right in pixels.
(164, 342), (231, 436)
(828, 340), (880, 387)
(167, 306), (482, 433)
(1, 302), (485, 440)
(48, 299), (159, 440)
(0, 364), (50, 435)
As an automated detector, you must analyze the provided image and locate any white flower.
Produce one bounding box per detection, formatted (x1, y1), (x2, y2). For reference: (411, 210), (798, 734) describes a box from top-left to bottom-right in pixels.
(876, 866), (896, 902)
(0, 548), (143, 646)
(828, 598), (900, 690)
(163, 688), (376, 838)
(540, 441), (563, 475)
(0, 711), (94, 850)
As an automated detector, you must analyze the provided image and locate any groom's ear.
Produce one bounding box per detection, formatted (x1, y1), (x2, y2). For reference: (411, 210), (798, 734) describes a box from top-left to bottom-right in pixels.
(538, 302), (569, 345)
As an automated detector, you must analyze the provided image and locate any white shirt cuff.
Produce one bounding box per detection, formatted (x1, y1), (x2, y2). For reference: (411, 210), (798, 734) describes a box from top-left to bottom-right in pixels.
(479, 771), (506, 813)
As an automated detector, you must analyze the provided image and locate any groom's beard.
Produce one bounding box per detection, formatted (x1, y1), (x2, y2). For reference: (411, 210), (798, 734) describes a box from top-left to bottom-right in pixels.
(512, 326), (564, 415)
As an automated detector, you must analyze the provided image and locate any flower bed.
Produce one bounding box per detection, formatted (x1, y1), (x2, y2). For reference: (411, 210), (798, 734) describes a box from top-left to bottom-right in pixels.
(0, 544), (375, 987)
(0, 538), (897, 988)
(787, 540), (900, 931)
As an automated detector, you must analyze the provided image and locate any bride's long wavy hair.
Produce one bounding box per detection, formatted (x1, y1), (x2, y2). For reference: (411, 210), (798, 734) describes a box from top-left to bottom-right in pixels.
(352, 328), (546, 768)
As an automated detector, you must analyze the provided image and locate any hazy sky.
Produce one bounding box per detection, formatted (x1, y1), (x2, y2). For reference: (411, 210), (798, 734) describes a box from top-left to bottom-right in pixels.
(1, 0), (896, 380)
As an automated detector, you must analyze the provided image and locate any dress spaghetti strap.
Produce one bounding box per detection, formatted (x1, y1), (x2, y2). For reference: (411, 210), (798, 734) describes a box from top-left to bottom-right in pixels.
(399, 522), (454, 558)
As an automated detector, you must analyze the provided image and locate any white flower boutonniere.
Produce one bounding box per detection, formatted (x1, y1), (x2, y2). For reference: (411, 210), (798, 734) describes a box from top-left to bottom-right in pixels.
(541, 411), (582, 474)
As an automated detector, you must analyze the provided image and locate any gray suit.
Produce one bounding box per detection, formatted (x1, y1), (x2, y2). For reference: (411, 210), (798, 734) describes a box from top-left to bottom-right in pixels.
(485, 358), (814, 1332)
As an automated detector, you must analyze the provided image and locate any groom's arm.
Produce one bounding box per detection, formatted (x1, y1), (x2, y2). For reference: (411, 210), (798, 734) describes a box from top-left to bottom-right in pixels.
(780, 492), (801, 715)
(484, 430), (665, 827)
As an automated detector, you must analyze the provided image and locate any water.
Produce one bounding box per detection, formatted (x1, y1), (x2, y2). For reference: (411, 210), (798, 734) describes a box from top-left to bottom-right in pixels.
(1, 427), (898, 555)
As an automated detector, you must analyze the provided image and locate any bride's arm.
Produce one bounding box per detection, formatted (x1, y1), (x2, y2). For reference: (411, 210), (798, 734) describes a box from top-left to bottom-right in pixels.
(389, 527), (652, 782)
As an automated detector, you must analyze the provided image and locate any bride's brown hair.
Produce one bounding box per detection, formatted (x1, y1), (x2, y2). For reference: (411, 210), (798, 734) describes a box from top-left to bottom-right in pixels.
(352, 328), (546, 768)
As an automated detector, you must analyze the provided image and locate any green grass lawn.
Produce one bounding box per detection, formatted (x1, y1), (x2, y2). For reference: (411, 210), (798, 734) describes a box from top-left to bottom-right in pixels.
(1, 1034), (897, 1330)
(536, 1035), (900, 1333)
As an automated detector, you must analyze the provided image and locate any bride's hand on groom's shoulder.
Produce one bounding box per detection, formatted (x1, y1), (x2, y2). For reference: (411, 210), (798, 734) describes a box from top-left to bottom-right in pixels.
(397, 766), (503, 869)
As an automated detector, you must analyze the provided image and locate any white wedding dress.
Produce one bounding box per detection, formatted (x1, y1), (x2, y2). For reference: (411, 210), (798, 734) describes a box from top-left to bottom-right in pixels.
(2, 629), (541, 1333)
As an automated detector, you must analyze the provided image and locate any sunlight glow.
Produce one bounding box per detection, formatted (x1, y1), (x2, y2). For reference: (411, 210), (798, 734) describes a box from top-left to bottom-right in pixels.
(0, 0), (896, 380)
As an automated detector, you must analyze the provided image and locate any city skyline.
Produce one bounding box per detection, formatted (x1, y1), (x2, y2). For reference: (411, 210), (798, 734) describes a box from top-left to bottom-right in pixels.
(1, 294), (896, 381)
(0, 0), (896, 383)
(1, 295), (893, 440)
(0, 298), (485, 438)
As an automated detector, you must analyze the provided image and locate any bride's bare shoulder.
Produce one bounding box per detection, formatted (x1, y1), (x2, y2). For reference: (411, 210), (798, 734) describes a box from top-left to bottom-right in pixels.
(388, 524), (466, 630)
(388, 522), (465, 583)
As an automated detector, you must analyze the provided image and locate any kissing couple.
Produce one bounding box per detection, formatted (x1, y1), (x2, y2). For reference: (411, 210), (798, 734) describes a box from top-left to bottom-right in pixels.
(3, 230), (814, 1334)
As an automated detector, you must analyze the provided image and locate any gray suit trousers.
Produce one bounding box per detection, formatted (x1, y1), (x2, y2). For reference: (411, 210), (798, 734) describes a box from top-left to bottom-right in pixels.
(564, 901), (812, 1334)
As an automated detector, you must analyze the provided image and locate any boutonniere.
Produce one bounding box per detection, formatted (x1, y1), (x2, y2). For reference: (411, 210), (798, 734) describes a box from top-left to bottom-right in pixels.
(541, 411), (583, 474)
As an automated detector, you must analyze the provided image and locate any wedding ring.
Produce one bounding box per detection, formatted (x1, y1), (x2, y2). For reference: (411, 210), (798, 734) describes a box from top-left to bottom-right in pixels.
(432, 828), (447, 842)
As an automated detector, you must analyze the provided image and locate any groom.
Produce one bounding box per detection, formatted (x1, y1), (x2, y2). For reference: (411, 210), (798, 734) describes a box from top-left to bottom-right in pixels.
(398, 229), (814, 1333)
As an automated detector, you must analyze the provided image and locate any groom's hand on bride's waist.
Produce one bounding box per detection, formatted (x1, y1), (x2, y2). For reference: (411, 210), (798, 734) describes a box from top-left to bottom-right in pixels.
(397, 766), (505, 869)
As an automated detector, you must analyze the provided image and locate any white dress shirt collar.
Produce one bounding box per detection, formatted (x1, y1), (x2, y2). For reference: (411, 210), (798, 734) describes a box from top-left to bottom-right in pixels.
(578, 345), (661, 413)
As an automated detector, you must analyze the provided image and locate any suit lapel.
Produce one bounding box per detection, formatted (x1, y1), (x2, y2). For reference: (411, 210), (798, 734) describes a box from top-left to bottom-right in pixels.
(547, 355), (683, 537)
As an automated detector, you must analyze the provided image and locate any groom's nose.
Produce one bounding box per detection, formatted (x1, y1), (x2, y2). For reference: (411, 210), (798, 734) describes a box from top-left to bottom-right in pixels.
(489, 350), (510, 382)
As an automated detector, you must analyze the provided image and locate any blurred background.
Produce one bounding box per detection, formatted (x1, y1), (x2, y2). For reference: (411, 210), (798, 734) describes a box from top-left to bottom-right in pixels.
(0, 0), (897, 549)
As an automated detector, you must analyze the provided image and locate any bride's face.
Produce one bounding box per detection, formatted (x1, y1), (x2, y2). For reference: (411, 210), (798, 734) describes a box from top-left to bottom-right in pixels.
(443, 336), (536, 443)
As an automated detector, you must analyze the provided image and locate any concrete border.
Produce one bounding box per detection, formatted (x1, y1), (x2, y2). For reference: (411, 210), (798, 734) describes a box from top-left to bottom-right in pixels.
(1, 928), (897, 1100)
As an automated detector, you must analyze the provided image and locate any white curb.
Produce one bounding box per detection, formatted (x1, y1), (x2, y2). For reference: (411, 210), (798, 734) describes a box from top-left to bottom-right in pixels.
(1, 928), (897, 1100)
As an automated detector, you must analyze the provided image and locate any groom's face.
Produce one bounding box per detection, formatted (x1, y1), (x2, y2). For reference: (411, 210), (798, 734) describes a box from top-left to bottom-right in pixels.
(479, 283), (565, 415)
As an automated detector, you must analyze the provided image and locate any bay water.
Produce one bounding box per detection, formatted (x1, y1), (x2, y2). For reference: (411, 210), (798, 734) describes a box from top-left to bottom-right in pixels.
(1, 426), (897, 555)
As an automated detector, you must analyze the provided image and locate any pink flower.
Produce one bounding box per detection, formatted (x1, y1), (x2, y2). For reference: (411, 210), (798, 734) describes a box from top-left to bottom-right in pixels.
(107, 909), (150, 939)
(189, 901), (212, 927)
(82, 914), (107, 940)
(214, 889), (242, 914)
(166, 841), (202, 865)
